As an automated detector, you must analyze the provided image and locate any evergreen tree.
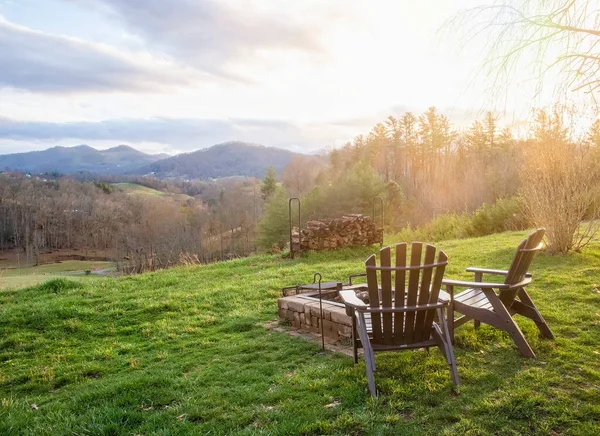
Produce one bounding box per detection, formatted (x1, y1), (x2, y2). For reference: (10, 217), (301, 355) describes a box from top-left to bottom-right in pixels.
(260, 166), (277, 200)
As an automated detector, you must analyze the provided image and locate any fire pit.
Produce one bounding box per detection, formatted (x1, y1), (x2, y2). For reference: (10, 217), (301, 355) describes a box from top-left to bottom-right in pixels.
(278, 281), (368, 342)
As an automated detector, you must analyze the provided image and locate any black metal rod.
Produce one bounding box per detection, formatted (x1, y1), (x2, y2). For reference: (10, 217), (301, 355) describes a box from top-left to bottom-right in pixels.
(313, 272), (325, 352)
(289, 198), (301, 259)
(372, 196), (384, 246)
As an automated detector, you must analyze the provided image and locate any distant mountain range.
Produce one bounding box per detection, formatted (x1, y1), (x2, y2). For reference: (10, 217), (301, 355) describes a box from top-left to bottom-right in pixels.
(136, 142), (299, 179)
(0, 142), (301, 179)
(0, 144), (165, 175)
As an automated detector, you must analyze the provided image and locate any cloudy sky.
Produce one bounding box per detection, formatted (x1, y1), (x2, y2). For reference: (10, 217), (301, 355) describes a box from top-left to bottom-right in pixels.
(0, 0), (551, 155)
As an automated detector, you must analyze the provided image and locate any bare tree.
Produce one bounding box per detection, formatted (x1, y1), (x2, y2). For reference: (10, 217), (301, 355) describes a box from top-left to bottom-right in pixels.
(451, 1), (600, 103)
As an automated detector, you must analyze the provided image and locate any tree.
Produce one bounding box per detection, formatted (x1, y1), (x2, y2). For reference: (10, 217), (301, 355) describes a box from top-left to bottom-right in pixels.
(282, 156), (318, 197)
(257, 187), (289, 251)
(585, 119), (600, 149)
(453, 1), (600, 103)
(521, 108), (600, 253)
(260, 166), (277, 200)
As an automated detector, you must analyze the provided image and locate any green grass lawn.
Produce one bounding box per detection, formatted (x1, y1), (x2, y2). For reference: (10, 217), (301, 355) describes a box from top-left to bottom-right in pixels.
(1, 231), (599, 434)
(113, 183), (192, 202)
(0, 261), (113, 291)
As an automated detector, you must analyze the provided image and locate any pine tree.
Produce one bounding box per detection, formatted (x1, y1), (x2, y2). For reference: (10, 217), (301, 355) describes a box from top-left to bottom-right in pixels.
(260, 166), (277, 200)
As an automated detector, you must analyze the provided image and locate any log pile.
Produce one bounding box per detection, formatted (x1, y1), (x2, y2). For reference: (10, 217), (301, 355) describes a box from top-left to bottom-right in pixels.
(292, 214), (383, 250)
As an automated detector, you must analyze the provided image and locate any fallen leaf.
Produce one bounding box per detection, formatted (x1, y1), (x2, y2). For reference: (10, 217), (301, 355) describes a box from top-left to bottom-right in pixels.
(324, 401), (340, 409)
(177, 414), (187, 421)
(31, 404), (38, 410)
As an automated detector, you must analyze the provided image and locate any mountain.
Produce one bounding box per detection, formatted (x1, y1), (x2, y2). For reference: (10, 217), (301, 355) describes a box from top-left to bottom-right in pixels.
(136, 141), (301, 179)
(0, 142), (304, 179)
(0, 145), (167, 175)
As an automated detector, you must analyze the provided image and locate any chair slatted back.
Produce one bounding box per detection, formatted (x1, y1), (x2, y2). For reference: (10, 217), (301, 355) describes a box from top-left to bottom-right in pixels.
(501, 228), (545, 303)
(366, 242), (447, 346)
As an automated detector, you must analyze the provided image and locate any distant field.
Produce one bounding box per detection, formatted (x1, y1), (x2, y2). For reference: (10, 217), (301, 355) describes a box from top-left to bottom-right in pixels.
(0, 260), (114, 290)
(113, 183), (192, 201)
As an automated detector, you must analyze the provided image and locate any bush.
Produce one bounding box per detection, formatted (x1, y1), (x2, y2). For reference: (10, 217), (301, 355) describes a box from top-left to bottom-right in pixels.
(521, 139), (600, 253)
(389, 197), (528, 243)
(468, 197), (528, 237)
(37, 279), (83, 293)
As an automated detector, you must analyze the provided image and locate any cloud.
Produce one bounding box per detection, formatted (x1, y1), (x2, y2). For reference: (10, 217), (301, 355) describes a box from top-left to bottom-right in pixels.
(0, 116), (343, 152)
(82, 0), (336, 79)
(0, 15), (194, 92)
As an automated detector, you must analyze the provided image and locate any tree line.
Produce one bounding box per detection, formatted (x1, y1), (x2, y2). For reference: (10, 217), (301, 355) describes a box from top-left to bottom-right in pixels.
(0, 173), (262, 270)
(260, 106), (600, 253)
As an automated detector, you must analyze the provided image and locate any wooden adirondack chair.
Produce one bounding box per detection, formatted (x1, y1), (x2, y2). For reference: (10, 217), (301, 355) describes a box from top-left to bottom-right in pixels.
(443, 228), (554, 358)
(340, 243), (459, 397)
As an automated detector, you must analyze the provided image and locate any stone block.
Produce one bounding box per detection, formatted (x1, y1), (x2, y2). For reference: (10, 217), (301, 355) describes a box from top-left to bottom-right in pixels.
(337, 325), (353, 338)
(292, 311), (301, 328)
(308, 302), (335, 320)
(322, 319), (336, 332)
(330, 308), (352, 326)
(286, 296), (308, 313)
(278, 297), (288, 310)
(303, 313), (311, 327)
(304, 301), (319, 315)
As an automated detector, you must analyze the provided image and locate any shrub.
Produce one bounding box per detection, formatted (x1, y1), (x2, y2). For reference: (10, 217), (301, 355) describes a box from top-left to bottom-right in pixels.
(37, 279), (83, 293)
(468, 197), (528, 237)
(389, 197), (528, 243)
(521, 138), (600, 253)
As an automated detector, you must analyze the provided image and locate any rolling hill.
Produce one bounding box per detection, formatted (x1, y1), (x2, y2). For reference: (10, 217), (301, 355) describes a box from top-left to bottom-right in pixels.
(0, 144), (164, 175)
(0, 142), (302, 179)
(135, 141), (300, 179)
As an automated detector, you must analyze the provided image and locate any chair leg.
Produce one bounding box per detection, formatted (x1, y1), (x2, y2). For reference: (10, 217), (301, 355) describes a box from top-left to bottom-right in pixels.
(447, 300), (455, 344)
(444, 329), (460, 386)
(485, 290), (536, 358)
(355, 312), (377, 396)
(352, 315), (359, 364)
(515, 288), (555, 339)
(473, 319), (481, 329)
(364, 348), (377, 397)
(433, 316), (460, 386)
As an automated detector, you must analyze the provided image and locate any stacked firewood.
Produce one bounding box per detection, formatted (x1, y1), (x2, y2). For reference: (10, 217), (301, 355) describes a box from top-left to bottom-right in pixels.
(292, 214), (383, 250)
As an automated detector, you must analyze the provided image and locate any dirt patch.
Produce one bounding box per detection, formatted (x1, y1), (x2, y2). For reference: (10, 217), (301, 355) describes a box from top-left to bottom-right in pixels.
(263, 320), (356, 358)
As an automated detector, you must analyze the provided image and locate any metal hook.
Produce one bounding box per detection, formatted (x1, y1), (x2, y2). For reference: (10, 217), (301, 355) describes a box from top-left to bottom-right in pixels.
(313, 272), (325, 352)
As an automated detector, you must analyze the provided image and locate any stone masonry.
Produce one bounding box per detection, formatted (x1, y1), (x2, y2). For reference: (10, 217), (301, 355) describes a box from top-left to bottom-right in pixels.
(278, 295), (353, 341)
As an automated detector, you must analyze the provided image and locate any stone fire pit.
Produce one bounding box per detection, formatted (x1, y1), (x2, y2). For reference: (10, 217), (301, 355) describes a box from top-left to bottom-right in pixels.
(277, 285), (367, 341)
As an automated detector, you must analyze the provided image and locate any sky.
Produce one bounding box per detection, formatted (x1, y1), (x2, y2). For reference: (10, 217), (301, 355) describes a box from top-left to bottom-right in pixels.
(0, 0), (558, 155)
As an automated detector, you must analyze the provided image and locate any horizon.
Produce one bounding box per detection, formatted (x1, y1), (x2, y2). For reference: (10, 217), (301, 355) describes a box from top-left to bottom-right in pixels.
(0, 0), (574, 156)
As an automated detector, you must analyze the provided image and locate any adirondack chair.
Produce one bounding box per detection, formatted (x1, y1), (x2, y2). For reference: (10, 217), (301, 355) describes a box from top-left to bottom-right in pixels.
(340, 243), (459, 396)
(443, 228), (554, 358)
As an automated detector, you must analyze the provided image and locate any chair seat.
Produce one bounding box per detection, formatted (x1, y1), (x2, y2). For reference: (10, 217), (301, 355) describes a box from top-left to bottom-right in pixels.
(440, 288), (493, 310)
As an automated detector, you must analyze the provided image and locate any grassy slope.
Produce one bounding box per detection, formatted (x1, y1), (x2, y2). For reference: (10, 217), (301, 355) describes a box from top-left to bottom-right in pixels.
(113, 183), (192, 202)
(0, 231), (599, 435)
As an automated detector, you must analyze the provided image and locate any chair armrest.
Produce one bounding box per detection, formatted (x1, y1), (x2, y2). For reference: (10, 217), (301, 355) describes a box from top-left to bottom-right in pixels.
(339, 290), (368, 310)
(465, 267), (532, 278)
(465, 267), (508, 275)
(442, 279), (509, 289)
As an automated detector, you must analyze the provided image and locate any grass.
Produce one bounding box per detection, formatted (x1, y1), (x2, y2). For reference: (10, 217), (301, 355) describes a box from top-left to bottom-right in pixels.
(0, 230), (599, 434)
(0, 261), (113, 290)
(113, 183), (192, 202)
